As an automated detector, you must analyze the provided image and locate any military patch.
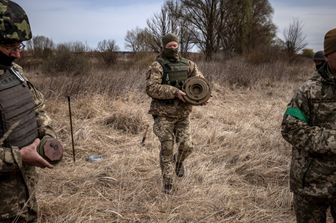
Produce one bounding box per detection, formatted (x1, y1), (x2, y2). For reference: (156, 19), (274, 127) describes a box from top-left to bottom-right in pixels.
(285, 107), (308, 123)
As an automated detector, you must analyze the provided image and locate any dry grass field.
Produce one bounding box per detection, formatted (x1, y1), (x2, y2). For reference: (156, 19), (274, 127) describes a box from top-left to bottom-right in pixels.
(26, 58), (313, 222)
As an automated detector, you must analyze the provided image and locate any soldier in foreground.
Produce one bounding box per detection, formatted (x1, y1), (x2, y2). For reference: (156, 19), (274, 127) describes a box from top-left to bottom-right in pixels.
(0, 1), (61, 222)
(146, 33), (208, 194)
(281, 28), (336, 222)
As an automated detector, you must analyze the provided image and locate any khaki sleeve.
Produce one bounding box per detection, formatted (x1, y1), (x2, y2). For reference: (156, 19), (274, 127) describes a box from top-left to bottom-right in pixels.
(189, 60), (205, 78)
(281, 84), (336, 155)
(146, 61), (179, 99)
(0, 146), (22, 172)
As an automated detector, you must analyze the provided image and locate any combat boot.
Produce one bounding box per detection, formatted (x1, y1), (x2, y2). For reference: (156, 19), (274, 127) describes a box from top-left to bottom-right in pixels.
(163, 182), (173, 194)
(174, 153), (185, 177)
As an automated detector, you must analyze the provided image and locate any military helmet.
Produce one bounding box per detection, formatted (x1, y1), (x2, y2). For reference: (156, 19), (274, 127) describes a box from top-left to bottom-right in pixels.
(0, 0), (32, 44)
(313, 51), (325, 61)
(182, 76), (211, 105)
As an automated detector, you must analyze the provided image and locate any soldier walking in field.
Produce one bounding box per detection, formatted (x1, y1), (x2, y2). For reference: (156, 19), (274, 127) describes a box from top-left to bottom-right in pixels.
(281, 28), (336, 222)
(0, 1), (62, 222)
(146, 33), (208, 194)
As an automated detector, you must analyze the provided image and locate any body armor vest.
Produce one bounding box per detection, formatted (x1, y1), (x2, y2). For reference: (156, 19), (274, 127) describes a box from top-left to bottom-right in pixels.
(157, 57), (189, 90)
(0, 67), (38, 148)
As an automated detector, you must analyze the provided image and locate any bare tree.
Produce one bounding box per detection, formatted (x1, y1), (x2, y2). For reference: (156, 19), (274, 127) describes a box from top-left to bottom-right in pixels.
(97, 39), (119, 53)
(126, 0), (275, 58)
(217, 0), (275, 54)
(27, 35), (54, 57)
(283, 18), (307, 56)
(125, 28), (140, 52)
(145, 0), (194, 53)
(181, 0), (222, 60)
(125, 27), (153, 52)
(97, 39), (120, 65)
(146, 1), (180, 52)
(64, 41), (90, 52)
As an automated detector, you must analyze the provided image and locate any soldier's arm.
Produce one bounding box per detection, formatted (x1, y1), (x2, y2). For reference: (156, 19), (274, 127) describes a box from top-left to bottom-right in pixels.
(189, 61), (205, 78)
(0, 146), (22, 172)
(0, 141), (52, 170)
(29, 84), (56, 139)
(0, 88), (55, 171)
(281, 85), (336, 155)
(146, 61), (179, 99)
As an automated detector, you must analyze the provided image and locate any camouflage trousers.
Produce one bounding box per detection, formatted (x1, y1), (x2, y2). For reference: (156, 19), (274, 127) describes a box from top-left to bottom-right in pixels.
(0, 166), (38, 223)
(293, 193), (336, 223)
(153, 115), (193, 185)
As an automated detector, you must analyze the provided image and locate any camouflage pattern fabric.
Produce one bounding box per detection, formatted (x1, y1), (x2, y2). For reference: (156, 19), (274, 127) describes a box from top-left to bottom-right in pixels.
(282, 62), (336, 198)
(146, 55), (204, 188)
(0, 64), (55, 222)
(282, 62), (336, 222)
(146, 56), (204, 118)
(0, 0), (32, 43)
(293, 193), (336, 223)
(153, 116), (193, 185)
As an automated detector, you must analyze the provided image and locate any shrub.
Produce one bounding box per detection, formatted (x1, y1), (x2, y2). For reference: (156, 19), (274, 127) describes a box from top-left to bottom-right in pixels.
(41, 44), (91, 75)
(102, 101), (146, 134)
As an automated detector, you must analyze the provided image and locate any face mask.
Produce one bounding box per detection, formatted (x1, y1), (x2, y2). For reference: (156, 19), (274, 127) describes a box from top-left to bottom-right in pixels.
(316, 63), (324, 71)
(0, 50), (15, 66)
(163, 48), (179, 60)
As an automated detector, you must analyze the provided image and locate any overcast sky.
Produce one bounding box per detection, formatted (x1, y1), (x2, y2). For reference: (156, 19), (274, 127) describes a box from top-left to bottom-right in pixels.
(17, 0), (336, 52)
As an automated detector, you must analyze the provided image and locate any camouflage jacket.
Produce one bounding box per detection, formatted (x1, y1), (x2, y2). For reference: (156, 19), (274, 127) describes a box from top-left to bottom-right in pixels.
(281, 63), (336, 198)
(0, 63), (56, 221)
(146, 55), (204, 117)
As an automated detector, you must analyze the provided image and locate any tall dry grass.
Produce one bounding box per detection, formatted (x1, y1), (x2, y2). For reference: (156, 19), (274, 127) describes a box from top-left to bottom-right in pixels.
(25, 58), (315, 222)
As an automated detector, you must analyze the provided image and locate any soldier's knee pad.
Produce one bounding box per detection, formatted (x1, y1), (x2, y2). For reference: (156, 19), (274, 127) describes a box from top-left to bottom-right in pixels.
(160, 140), (174, 157)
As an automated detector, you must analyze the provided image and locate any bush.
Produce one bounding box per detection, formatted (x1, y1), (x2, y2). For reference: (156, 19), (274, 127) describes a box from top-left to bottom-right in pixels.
(245, 46), (285, 64)
(102, 101), (146, 134)
(301, 48), (314, 58)
(41, 45), (91, 75)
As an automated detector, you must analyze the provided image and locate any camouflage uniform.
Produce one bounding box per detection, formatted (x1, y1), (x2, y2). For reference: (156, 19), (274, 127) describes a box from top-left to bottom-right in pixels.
(281, 62), (336, 222)
(0, 64), (56, 223)
(0, 1), (56, 222)
(146, 54), (204, 189)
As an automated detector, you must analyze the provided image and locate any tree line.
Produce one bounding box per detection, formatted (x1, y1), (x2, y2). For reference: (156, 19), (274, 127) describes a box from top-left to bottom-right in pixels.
(125, 0), (308, 60)
(27, 0), (308, 62)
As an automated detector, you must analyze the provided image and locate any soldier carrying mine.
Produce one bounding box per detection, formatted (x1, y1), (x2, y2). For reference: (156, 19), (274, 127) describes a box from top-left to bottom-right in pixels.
(146, 33), (209, 194)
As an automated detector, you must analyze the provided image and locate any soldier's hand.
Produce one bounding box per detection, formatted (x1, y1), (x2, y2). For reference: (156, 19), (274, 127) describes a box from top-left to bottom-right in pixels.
(175, 90), (186, 102)
(20, 138), (53, 169)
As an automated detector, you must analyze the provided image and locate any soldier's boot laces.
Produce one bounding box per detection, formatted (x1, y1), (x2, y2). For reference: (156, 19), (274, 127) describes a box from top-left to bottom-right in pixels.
(174, 153), (184, 177)
(163, 182), (173, 194)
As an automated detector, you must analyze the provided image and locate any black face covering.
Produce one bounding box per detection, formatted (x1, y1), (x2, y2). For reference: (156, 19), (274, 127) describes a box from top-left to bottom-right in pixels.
(162, 48), (179, 61)
(0, 50), (15, 67)
(316, 63), (324, 71)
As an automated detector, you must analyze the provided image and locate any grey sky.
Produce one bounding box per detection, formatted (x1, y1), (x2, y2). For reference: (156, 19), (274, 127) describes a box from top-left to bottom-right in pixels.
(17, 0), (336, 51)
(270, 0), (336, 51)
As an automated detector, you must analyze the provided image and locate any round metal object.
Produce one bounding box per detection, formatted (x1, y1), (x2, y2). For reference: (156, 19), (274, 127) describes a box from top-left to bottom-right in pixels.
(38, 137), (63, 165)
(182, 76), (211, 105)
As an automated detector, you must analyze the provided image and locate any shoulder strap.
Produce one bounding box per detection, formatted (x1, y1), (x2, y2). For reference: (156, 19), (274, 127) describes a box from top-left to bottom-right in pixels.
(179, 57), (189, 65)
(156, 57), (171, 84)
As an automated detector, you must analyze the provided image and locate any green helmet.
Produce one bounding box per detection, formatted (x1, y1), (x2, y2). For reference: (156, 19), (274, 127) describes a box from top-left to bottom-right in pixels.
(0, 0), (32, 44)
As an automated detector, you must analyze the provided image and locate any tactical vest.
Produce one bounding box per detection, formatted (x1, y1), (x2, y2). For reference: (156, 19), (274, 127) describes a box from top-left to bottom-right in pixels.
(157, 57), (189, 90)
(0, 67), (38, 148)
